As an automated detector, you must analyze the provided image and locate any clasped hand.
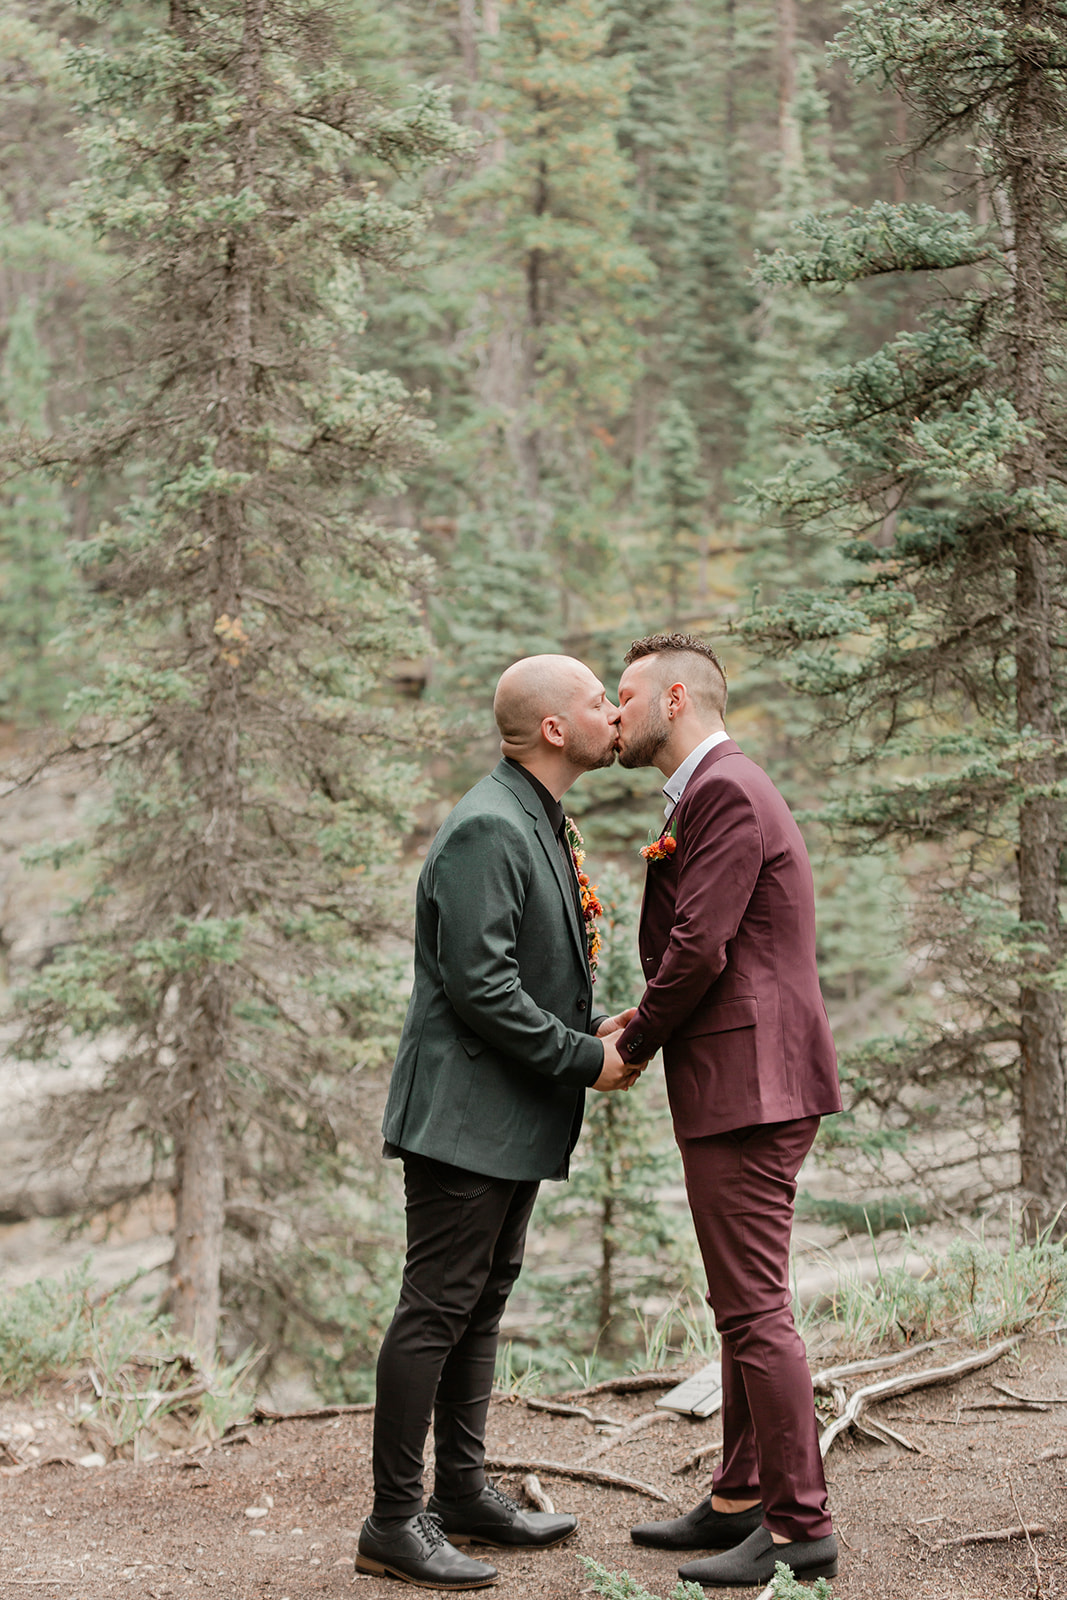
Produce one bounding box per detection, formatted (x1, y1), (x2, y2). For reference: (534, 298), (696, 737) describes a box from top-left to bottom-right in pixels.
(593, 1007), (649, 1092)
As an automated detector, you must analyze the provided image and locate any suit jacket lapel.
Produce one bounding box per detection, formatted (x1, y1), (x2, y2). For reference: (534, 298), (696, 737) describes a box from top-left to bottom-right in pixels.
(491, 762), (589, 972)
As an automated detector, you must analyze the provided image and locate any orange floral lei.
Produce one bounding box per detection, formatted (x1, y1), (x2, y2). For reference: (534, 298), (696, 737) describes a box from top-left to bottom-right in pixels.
(564, 817), (602, 975)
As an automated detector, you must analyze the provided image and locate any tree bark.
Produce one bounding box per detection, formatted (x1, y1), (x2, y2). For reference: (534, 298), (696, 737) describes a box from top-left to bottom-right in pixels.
(1008, 2), (1067, 1231)
(776, 0), (801, 169)
(171, 1039), (226, 1362)
(168, 0), (266, 1360)
(458, 0), (478, 79)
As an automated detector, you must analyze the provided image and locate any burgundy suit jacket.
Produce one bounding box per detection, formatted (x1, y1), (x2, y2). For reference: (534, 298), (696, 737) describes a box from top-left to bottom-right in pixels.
(617, 741), (842, 1137)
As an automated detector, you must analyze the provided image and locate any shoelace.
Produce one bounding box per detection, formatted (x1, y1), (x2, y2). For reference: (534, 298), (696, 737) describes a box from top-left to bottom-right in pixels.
(415, 1511), (448, 1549)
(480, 1483), (517, 1516)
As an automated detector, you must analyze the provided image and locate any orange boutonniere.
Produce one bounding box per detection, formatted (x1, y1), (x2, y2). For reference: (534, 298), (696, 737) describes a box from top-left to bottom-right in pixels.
(641, 819), (677, 864)
(564, 817), (602, 976)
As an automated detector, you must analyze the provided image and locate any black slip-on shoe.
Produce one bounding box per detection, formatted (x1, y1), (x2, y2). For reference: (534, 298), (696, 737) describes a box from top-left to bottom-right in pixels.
(428, 1483), (578, 1549)
(356, 1512), (499, 1588)
(630, 1497), (763, 1550)
(678, 1526), (839, 1587)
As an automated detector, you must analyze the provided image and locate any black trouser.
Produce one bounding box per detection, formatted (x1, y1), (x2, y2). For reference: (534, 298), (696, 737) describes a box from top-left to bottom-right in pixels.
(371, 1152), (540, 1518)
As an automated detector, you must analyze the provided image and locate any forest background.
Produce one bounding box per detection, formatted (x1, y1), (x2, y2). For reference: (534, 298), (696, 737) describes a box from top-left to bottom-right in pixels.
(0, 0), (1065, 1405)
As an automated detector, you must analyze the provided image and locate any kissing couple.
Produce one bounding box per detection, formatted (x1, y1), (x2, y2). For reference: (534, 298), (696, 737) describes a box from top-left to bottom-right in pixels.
(357, 633), (842, 1592)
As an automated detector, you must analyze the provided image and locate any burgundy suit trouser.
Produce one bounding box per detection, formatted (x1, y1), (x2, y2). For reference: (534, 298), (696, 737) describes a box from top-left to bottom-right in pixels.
(678, 1116), (832, 1542)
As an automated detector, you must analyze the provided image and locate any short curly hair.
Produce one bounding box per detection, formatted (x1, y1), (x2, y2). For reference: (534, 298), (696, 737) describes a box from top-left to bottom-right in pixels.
(624, 632), (728, 717)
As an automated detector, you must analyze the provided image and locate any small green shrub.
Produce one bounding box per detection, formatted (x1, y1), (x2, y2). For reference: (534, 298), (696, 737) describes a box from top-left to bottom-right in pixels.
(578, 1554), (835, 1600)
(826, 1221), (1067, 1351)
(0, 1262), (256, 1456)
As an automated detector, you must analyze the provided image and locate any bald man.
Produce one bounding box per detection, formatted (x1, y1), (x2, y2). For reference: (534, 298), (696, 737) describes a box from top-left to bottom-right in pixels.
(357, 656), (643, 1591)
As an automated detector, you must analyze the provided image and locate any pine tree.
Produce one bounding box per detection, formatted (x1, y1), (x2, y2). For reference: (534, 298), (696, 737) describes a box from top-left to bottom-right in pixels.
(444, 0), (653, 561)
(743, 0), (1067, 1227)
(533, 863), (682, 1352)
(9, 0), (467, 1362)
(0, 295), (72, 724)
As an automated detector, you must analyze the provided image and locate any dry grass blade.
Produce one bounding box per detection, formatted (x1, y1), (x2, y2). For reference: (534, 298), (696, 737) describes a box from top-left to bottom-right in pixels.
(1007, 1477), (1044, 1597)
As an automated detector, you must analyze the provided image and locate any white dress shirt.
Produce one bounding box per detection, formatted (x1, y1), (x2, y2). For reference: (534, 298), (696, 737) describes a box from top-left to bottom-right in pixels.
(663, 729), (732, 819)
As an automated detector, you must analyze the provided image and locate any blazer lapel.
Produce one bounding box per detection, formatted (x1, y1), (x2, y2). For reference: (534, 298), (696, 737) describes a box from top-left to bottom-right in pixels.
(491, 762), (589, 971)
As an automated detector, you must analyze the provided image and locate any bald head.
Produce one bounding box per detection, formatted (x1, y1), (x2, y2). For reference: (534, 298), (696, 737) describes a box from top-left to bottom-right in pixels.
(494, 655), (597, 757)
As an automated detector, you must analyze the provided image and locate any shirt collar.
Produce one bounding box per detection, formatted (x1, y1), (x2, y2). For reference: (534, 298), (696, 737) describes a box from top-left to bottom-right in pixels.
(663, 730), (731, 818)
(505, 757), (565, 835)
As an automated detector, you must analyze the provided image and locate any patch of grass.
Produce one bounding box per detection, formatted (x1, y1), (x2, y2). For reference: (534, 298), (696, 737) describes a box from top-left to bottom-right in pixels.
(635, 1290), (720, 1371)
(0, 1261), (257, 1457)
(578, 1554), (835, 1599)
(796, 1192), (930, 1234)
(823, 1216), (1067, 1352)
(494, 1341), (547, 1396)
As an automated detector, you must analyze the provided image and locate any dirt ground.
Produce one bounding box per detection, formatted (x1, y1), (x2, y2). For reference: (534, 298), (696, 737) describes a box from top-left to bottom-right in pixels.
(0, 1336), (1064, 1600)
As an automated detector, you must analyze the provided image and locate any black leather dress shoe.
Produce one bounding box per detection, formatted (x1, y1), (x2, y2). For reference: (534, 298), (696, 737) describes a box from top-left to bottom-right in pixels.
(630, 1497), (763, 1550)
(356, 1512), (499, 1588)
(678, 1526), (839, 1587)
(427, 1483), (578, 1549)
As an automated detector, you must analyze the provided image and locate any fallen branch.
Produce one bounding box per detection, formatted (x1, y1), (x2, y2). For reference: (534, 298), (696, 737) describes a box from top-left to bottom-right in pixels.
(517, 1397), (621, 1427)
(559, 1371), (685, 1400)
(810, 1340), (953, 1394)
(929, 1523), (1047, 1552)
(0, 1455), (78, 1477)
(523, 1474), (554, 1514)
(228, 1400), (373, 1432)
(819, 1336), (1021, 1458)
(672, 1438), (723, 1475)
(962, 1399), (1049, 1412)
(994, 1382), (1067, 1405)
(579, 1411), (672, 1465)
(1037, 1445), (1067, 1462)
(485, 1456), (670, 1502)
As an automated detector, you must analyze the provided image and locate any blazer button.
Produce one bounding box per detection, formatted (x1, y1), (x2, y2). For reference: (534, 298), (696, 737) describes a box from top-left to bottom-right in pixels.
(577, 998), (587, 1011)
(644, 955), (654, 964)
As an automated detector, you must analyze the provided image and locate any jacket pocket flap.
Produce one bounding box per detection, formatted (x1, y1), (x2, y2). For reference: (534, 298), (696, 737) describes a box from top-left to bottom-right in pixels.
(677, 996), (758, 1038)
(458, 1035), (485, 1057)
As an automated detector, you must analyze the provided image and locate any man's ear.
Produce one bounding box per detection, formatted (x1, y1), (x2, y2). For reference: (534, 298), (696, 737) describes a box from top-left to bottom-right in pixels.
(667, 680), (687, 717)
(541, 713), (566, 749)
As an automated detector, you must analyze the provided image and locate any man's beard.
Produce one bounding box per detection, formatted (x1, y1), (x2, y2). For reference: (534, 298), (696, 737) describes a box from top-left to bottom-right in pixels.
(568, 727), (619, 772)
(617, 708), (670, 769)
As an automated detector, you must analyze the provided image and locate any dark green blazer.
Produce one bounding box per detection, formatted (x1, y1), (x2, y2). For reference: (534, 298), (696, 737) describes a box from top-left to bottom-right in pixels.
(382, 760), (605, 1180)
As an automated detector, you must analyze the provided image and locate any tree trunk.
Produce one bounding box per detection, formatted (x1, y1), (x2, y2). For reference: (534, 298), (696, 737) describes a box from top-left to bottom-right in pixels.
(776, 0), (801, 169)
(168, 0), (266, 1357)
(458, 0), (478, 79)
(1008, 9), (1067, 1231)
(171, 1037), (226, 1363)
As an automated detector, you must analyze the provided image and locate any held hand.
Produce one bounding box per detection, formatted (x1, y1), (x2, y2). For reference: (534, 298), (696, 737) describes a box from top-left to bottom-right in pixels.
(592, 1028), (648, 1093)
(597, 1007), (638, 1038)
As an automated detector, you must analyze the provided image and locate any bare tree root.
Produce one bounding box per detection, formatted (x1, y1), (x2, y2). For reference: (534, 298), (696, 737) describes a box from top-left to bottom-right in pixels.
(485, 1455), (671, 1501)
(819, 1336), (1022, 1457)
(578, 1410), (673, 1465)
